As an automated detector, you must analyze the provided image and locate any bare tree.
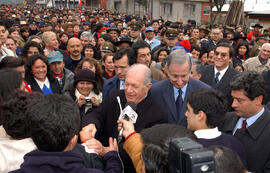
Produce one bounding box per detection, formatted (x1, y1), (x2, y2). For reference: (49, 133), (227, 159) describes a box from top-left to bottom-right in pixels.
(209, 0), (226, 26)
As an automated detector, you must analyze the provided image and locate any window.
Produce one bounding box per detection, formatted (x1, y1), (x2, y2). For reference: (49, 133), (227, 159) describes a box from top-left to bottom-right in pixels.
(114, 1), (121, 12)
(203, 6), (210, 15)
(161, 2), (172, 17)
(184, 3), (196, 18)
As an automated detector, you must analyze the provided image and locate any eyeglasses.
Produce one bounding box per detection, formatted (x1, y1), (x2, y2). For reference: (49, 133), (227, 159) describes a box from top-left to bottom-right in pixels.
(214, 51), (228, 57)
(262, 49), (270, 53)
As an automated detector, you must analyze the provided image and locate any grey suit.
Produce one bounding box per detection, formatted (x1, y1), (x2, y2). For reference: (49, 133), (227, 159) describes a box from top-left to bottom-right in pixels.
(150, 77), (210, 126)
(221, 108), (270, 173)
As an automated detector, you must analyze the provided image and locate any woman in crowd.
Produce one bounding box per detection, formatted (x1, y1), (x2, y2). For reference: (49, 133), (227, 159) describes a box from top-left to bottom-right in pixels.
(8, 27), (21, 56)
(58, 31), (69, 51)
(233, 42), (250, 65)
(155, 47), (169, 63)
(25, 54), (60, 94)
(199, 50), (208, 65)
(74, 58), (104, 91)
(102, 53), (115, 80)
(21, 41), (43, 61)
(65, 69), (102, 119)
(82, 44), (99, 60)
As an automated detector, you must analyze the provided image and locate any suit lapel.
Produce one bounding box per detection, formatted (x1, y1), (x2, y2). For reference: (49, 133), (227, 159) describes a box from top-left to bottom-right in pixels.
(216, 67), (232, 88)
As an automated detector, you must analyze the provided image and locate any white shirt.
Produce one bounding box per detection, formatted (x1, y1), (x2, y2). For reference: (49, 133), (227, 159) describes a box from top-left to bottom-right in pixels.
(194, 127), (222, 139)
(214, 66), (229, 81)
(34, 77), (50, 90)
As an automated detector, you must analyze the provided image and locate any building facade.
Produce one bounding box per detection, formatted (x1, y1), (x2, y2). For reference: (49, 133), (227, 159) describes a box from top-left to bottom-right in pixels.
(107, 0), (209, 24)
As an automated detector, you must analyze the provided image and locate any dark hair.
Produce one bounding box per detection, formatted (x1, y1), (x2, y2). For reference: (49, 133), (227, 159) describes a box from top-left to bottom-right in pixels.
(132, 40), (151, 58)
(230, 71), (266, 102)
(1, 91), (40, 139)
(6, 36), (16, 44)
(20, 26), (29, 34)
(25, 54), (53, 82)
(27, 94), (80, 152)
(151, 20), (159, 26)
(236, 42), (249, 56)
(190, 44), (200, 52)
(142, 144), (168, 173)
(209, 145), (247, 173)
(82, 44), (98, 59)
(58, 31), (69, 39)
(0, 69), (23, 104)
(0, 21), (7, 30)
(21, 41), (43, 58)
(233, 63), (244, 71)
(113, 47), (136, 66)
(156, 47), (169, 62)
(99, 33), (113, 43)
(141, 124), (197, 151)
(8, 27), (18, 35)
(187, 89), (228, 128)
(140, 124), (197, 172)
(74, 58), (104, 91)
(0, 56), (24, 69)
(215, 42), (234, 58)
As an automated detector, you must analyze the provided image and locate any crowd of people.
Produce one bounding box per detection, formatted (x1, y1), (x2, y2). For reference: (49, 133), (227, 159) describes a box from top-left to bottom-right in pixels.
(1, 4), (270, 173)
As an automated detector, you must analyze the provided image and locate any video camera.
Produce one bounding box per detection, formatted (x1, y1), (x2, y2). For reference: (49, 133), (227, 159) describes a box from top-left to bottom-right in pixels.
(168, 137), (215, 173)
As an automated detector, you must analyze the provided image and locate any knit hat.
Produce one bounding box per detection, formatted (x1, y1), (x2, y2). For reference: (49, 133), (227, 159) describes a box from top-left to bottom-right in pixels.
(74, 69), (96, 86)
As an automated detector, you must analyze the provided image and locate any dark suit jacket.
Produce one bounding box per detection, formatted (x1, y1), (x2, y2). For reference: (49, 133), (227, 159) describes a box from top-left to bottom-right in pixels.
(27, 76), (60, 94)
(200, 65), (239, 109)
(150, 77), (210, 126)
(221, 108), (270, 173)
(82, 90), (168, 146)
(263, 69), (270, 103)
(102, 75), (119, 100)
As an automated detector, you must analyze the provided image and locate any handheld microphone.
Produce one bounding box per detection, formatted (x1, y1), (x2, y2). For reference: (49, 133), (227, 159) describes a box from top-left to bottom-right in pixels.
(118, 102), (137, 143)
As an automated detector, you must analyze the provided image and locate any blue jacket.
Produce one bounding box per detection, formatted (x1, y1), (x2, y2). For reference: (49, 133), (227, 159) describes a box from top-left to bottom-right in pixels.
(150, 78), (210, 126)
(102, 75), (119, 100)
(10, 150), (122, 173)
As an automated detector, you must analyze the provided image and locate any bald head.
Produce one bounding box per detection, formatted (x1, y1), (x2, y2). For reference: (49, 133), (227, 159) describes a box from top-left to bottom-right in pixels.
(124, 64), (152, 104)
(67, 38), (83, 59)
(126, 64), (152, 85)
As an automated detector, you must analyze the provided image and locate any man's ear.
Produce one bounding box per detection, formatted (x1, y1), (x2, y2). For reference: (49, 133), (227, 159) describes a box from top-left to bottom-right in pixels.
(64, 135), (78, 151)
(254, 95), (263, 106)
(145, 83), (152, 92)
(197, 110), (207, 121)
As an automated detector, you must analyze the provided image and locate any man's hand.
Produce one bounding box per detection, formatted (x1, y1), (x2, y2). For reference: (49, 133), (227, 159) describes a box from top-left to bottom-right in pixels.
(80, 123), (97, 141)
(108, 137), (118, 151)
(117, 118), (135, 138)
(85, 138), (106, 156)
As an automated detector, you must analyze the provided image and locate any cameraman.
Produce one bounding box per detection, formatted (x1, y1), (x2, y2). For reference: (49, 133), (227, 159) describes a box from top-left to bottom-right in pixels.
(117, 120), (197, 173)
(65, 69), (102, 120)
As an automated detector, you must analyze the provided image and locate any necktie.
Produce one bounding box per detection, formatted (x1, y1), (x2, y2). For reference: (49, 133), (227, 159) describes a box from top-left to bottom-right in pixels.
(215, 72), (220, 84)
(176, 89), (183, 117)
(241, 120), (247, 130)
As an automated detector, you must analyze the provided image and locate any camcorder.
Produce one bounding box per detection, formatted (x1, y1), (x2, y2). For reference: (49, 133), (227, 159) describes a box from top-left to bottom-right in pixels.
(168, 137), (215, 173)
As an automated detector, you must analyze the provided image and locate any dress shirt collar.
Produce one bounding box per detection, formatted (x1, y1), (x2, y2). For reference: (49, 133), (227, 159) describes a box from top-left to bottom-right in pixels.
(173, 83), (188, 101)
(233, 107), (264, 134)
(194, 127), (221, 139)
(214, 65), (229, 81)
(34, 77), (50, 90)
